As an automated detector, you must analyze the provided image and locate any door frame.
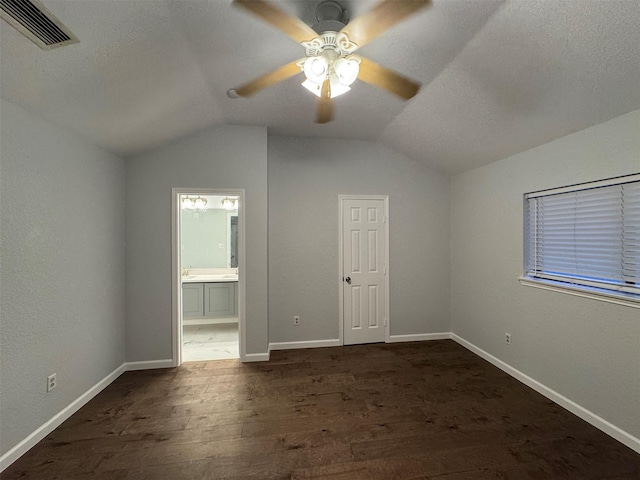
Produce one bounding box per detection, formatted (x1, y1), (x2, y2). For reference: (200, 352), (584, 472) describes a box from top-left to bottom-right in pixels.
(338, 194), (390, 345)
(171, 187), (246, 366)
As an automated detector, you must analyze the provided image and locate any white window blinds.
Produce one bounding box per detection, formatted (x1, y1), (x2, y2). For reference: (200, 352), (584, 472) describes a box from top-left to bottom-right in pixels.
(525, 175), (640, 296)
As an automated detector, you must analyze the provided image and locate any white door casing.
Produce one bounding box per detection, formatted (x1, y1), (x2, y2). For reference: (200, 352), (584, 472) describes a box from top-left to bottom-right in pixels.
(340, 196), (389, 345)
(171, 188), (246, 366)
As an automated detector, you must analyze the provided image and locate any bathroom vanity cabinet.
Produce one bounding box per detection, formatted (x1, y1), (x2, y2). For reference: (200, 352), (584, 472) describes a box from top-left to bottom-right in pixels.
(183, 283), (204, 318)
(182, 282), (237, 319)
(204, 282), (236, 317)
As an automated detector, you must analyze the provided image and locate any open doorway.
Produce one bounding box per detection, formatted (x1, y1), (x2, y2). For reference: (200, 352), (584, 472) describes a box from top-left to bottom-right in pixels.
(171, 189), (246, 366)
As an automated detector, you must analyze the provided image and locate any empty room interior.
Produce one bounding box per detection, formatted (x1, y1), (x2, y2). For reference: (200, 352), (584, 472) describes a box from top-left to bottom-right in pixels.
(0, 0), (639, 478)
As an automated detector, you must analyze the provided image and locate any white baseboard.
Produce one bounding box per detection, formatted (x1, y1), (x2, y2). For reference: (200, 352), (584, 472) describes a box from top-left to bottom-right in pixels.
(125, 359), (175, 371)
(242, 352), (270, 362)
(0, 363), (126, 473)
(269, 339), (341, 351)
(5, 334), (637, 475)
(451, 333), (640, 454)
(388, 332), (451, 343)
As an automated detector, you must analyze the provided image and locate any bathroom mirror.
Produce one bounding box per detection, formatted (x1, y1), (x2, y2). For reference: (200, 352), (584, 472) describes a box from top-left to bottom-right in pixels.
(181, 195), (239, 269)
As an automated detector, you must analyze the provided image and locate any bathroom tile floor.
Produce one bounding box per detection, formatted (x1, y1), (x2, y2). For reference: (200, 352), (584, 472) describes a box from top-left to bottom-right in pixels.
(182, 322), (239, 362)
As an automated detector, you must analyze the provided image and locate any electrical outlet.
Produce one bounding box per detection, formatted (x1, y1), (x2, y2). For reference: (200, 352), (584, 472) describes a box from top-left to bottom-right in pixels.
(47, 373), (57, 392)
(293, 315), (300, 326)
(505, 333), (512, 345)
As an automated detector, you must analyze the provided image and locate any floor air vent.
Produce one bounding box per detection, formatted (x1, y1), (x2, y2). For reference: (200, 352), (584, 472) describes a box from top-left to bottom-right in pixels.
(0, 0), (78, 49)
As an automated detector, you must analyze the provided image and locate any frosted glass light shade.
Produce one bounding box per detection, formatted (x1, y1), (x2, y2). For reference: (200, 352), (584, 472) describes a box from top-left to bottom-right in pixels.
(303, 56), (329, 84)
(193, 196), (207, 208)
(301, 76), (350, 98)
(334, 57), (359, 86)
(301, 79), (322, 96)
(182, 196), (195, 208)
(222, 197), (236, 210)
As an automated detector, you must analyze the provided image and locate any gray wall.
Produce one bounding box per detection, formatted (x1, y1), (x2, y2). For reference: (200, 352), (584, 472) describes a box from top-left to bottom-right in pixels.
(450, 110), (640, 438)
(268, 137), (450, 343)
(125, 125), (268, 359)
(3, 98), (637, 462)
(0, 100), (126, 456)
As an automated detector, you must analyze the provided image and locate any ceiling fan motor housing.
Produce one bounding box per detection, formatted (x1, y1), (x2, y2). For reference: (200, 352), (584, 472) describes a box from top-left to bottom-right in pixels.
(312, 0), (349, 34)
(302, 31), (358, 58)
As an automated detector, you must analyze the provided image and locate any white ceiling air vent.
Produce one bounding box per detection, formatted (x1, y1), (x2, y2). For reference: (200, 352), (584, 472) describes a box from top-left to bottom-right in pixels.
(0, 0), (78, 50)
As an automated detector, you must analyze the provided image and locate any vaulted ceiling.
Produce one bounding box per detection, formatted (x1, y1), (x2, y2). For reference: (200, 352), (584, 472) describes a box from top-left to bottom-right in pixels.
(1, 0), (638, 174)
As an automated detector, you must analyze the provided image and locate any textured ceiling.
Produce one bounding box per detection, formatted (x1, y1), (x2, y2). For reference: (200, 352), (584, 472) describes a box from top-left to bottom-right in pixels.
(1, 0), (638, 174)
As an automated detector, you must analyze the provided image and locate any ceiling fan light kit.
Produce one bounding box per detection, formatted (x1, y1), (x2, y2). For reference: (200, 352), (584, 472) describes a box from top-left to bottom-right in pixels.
(298, 31), (361, 99)
(232, 0), (430, 123)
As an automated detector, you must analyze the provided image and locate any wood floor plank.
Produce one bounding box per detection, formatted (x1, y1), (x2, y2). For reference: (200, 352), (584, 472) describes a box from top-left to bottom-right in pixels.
(2, 341), (638, 480)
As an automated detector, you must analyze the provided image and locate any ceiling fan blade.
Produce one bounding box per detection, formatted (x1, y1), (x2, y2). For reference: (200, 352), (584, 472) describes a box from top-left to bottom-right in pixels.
(234, 59), (303, 97)
(341, 0), (431, 50)
(233, 0), (317, 44)
(316, 79), (333, 124)
(358, 57), (421, 100)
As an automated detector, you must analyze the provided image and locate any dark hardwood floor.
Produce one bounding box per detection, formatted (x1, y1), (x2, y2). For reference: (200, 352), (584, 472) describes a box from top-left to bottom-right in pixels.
(3, 340), (639, 479)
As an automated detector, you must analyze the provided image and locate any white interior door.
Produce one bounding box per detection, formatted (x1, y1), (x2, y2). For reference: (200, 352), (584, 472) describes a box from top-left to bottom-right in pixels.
(342, 197), (388, 345)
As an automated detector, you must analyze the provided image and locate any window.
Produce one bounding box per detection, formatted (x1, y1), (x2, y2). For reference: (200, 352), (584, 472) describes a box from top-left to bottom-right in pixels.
(523, 174), (640, 305)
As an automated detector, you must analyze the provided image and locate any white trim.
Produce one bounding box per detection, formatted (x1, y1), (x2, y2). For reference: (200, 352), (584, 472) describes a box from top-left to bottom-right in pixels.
(338, 195), (390, 346)
(269, 339), (341, 351)
(171, 189), (182, 367)
(0, 363), (126, 472)
(124, 359), (174, 371)
(172, 188), (247, 368)
(5, 334), (639, 473)
(339, 196), (344, 346)
(388, 333), (451, 343)
(242, 352), (270, 362)
(451, 333), (640, 454)
(519, 277), (640, 309)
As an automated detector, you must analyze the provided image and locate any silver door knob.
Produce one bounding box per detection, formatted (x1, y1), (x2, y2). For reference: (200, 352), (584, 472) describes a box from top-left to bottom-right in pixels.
(345, 276), (351, 284)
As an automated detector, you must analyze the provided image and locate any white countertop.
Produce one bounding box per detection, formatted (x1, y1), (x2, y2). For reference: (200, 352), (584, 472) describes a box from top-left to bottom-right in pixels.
(181, 274), (238, 283)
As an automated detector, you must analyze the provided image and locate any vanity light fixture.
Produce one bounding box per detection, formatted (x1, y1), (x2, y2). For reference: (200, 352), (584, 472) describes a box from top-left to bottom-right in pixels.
(181, 196), (195, 208)
(222, 197), (237, 210)
(181, 195), (208, 209)
(193, 196), (208, 208)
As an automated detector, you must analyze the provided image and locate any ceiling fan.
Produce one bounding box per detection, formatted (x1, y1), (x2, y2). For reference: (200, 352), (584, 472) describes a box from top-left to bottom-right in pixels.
(229, 0), (431, 124)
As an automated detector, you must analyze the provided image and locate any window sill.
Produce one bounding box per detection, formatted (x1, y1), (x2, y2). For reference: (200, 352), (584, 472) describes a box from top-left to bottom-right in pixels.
(518, 277), (640, 309)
